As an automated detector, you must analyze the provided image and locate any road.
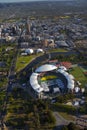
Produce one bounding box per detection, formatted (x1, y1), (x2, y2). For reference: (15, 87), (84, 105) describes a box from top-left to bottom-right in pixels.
(53, 112), (70, 130)
(0, 31), (23, 129)
(0, 45), (18, 129)
(18, 51), (79, 75)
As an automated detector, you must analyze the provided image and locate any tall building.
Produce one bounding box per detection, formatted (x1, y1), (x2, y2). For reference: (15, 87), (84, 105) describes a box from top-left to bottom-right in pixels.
(27, 18), (31, 35)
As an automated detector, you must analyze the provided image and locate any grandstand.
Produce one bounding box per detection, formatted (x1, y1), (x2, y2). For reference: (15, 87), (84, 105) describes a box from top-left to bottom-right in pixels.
(29, 64), (75, 99)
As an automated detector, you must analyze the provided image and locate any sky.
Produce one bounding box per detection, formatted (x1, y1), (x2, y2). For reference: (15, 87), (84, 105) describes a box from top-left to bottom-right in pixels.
(0, 0), (74, 3)
(0, 0), (45, 3)
(0, 0), (41, 3)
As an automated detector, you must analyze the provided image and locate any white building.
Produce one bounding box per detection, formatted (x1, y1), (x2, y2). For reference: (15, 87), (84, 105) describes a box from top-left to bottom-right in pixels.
(25, 48), (34, 54)
(37, 48), (44, 53)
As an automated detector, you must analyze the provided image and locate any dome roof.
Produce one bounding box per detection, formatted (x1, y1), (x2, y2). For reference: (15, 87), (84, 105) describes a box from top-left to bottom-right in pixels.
(25, 48), (34, 54)
(35, 64), (57, 73)
(37, 48), (44, 53)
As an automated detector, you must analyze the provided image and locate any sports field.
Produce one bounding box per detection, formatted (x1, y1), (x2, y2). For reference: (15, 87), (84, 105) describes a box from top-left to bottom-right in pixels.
(41, 75), (57, 81)
(70, 66), (87, 87)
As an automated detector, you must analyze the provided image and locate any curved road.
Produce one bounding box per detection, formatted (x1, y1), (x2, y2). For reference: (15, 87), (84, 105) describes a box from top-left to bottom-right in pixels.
(18, 51), (79, 75)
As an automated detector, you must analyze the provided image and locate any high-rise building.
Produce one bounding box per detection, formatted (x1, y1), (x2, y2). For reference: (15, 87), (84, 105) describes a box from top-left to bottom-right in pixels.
(27, 18), (31, 35)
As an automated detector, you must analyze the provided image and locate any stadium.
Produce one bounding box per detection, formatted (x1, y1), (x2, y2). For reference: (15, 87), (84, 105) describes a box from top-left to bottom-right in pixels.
(29, 64), (75, 99)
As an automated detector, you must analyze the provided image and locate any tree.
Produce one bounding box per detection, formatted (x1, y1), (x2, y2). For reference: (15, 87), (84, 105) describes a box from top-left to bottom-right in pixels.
(84, 128), (87, 130)
(62, 125), (68, 130)
(68, 122), (80, 130)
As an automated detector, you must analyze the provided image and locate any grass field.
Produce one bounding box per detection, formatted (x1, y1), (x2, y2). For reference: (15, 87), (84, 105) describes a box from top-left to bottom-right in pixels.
(41, 75), (57, 81)
(16, 55), (35, 72)
(70, 66), (87, 87)
(16, 53), (43, 72)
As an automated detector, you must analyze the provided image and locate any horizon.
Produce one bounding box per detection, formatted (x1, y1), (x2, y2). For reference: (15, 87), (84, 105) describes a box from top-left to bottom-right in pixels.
(0, 0), (77, 3)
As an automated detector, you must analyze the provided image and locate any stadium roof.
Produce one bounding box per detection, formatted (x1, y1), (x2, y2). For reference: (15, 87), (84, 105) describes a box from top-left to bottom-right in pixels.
(30, 73), (44, 93)
(57, 68), (75, 90)
(69, 74), (74, 79)
(35, 64), (57, 73)
(59, 66), (67, 71)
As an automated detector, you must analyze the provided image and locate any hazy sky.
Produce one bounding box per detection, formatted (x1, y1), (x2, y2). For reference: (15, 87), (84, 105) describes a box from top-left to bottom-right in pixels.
(0, 0), (42, 3)
(0, 0), (46, 3)
(0, 0), (73, 3)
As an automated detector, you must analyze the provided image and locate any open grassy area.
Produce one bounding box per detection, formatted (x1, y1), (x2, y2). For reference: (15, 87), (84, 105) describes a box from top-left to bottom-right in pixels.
(16, 53), (43, 72)
(16, 55), (35, 72)
(41, 75), (57, 81)
(70, 66), (87, 87)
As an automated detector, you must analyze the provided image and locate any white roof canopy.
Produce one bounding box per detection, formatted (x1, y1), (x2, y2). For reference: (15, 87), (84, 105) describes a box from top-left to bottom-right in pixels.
(37, 49), (44, 53)
(57, 68), (75, 90)
(30, 73), (43, 93)
(35, 64), (57, 73)
(59, 66), (67, 71)
(25, 48), (34, 54)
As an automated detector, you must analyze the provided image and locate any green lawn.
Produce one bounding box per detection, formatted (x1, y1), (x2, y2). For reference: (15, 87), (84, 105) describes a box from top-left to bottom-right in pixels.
(41, 75), (57, 81)
(16, 55), (35, 72)
(70, 66), (87, 87)
(16, 53), (44, 72)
